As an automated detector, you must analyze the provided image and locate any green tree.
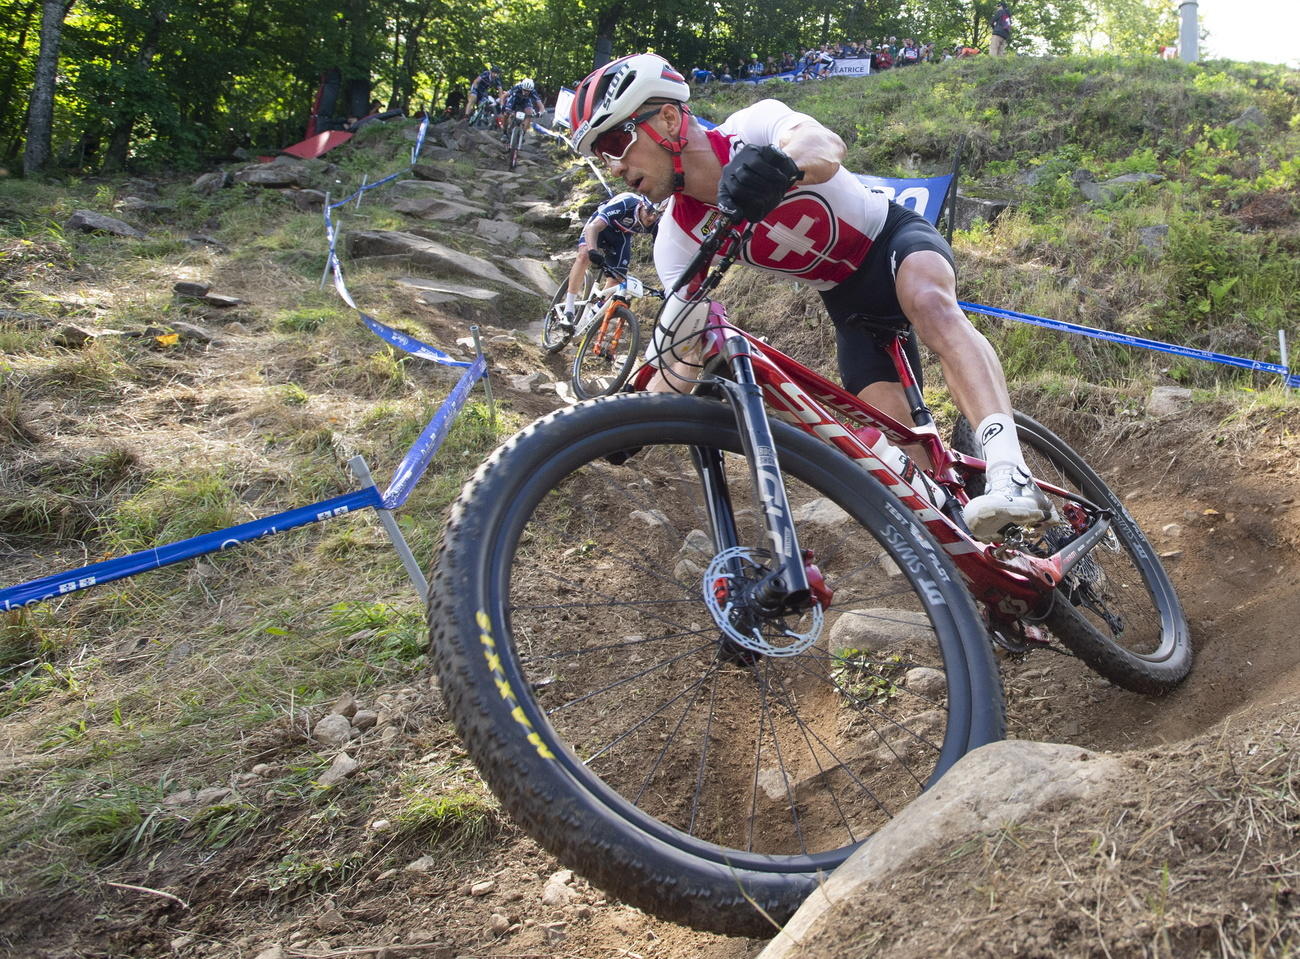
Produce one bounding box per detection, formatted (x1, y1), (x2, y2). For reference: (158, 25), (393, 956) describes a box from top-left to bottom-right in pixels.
(1079, 0), (1178, 56)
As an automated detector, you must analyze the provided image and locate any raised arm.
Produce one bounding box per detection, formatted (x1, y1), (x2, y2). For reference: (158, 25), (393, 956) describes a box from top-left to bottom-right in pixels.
(775, 120), (845, 186)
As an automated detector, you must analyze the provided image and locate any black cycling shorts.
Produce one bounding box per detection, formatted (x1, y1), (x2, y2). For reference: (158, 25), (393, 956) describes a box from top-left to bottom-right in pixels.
(818, 202), (957, 395)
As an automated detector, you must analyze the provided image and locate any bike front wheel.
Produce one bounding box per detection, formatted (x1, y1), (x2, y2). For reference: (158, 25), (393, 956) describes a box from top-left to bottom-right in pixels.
(431, 394), (1004, 935)
(570, 305), (641, 399)
(508, 125), (522, 169)
(953, 412), (1192, 693)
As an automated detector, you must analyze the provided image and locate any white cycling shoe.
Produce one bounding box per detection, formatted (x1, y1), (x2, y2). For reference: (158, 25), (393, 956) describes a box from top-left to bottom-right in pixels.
(962, 462), (1053, 540)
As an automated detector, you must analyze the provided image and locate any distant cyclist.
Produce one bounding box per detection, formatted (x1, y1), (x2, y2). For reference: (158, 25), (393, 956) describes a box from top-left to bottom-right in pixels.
(465, 65), (503, 118)
(502, 77), (545, 121)
(558, 192), (661, 335)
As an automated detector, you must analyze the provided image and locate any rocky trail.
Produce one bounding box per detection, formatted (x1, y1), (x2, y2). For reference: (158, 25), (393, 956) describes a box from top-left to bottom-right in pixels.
(2, 115), (1300, 959)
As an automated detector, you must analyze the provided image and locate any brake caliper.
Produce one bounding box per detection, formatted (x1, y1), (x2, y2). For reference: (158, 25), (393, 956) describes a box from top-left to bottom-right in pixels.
(803, 549), (834, 610)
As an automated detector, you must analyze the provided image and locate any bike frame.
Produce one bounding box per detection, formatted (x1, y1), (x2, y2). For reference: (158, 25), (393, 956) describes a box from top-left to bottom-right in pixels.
(636, 221), (1115, 625)
(558, 270), (656, 343)
(699, 305), (1115, 613)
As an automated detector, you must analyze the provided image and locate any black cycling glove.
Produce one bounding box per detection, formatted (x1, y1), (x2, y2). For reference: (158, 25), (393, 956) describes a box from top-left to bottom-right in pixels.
(586, 248), (607, 269)
(716, 144), (804, 223)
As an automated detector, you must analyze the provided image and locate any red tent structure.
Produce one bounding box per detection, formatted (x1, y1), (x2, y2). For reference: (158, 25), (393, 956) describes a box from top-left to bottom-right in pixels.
(280, 130), (353, 159)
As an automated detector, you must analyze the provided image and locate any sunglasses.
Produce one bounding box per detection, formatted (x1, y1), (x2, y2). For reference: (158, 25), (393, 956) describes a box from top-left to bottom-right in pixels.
(593, 107), (665, 164)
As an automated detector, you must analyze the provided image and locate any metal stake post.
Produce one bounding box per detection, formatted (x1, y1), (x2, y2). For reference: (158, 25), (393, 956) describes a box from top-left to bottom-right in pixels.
(347, 455), (429, 603)
(1280, 330), (1290, 381)
(470, 325), (496, 424)
(355, 174), (369, 210)
(319, 193), (334, 288)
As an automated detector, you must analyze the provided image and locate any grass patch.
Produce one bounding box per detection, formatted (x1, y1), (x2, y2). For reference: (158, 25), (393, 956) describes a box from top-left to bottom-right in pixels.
(101, 466), (243, 553)
(44, 780), (180, 865)
(395, 787), (501, 848)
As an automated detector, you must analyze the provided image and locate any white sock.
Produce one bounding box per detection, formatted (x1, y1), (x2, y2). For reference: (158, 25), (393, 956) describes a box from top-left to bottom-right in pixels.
(564, 293), (575, 312)
(974, 413), (1028, 472)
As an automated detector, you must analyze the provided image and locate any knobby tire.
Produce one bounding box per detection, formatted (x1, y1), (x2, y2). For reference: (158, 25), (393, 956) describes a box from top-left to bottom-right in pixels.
(430, 394), (1004, 935)
(571, 305), (641, 399)
(540, 281), (572, 353)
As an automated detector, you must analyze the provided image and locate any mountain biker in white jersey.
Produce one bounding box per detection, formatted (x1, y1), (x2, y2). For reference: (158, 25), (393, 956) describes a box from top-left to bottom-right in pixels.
(568, 52), (1050, 538)
(503, 77), (545, 118)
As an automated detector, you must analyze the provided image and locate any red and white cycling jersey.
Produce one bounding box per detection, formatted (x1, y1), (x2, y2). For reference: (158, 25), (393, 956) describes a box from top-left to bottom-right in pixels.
(654, 99), (890, 293)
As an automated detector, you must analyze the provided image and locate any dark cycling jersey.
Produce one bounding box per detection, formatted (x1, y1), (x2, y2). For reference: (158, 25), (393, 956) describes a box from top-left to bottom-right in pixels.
(580, 192), (652, 273)
(502, 85), (544, 113)
(470, 70), (501, 97)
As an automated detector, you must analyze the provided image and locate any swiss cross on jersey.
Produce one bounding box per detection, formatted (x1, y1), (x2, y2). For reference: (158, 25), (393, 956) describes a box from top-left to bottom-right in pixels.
(742, 193), (867, 283)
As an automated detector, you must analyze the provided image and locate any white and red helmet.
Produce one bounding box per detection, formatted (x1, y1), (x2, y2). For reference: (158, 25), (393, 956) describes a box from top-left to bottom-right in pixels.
(568, 53), (690, 157)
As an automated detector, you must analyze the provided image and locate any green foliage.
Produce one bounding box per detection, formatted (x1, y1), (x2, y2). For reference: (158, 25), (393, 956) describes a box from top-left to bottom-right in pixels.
(265, 850), (365, 893)
(45, 781), (181, 865)
(832, 650), (906, 704)
(396, 788), (501, 847)
(324, 601), (426, 668)
(273, 305), (351, 334)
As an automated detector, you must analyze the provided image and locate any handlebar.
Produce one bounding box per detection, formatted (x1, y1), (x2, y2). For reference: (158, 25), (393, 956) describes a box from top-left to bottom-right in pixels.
(593, 263), (664, 299)
(669, 211), (751, 302)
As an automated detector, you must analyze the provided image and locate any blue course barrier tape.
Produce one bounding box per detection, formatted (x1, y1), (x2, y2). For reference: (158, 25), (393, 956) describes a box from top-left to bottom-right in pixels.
(383, 354), (488, 509)
(0, 488), (383, 611)
(961, 300), (1298, 388)
(361, 313), (474, 368)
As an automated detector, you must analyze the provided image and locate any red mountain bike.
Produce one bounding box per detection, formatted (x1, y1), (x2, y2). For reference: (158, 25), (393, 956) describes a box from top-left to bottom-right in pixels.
(430, 215), (1191, 936)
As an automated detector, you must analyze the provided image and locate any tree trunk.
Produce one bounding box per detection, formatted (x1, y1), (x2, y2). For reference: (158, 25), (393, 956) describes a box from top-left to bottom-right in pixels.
(103, 5), (167, 172)
(22, 0), (70, 176)
(593, 2), (625, 68)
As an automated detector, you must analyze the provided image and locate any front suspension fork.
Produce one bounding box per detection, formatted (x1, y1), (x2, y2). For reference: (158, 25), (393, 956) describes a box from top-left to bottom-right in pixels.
(690, 333), (811, 615)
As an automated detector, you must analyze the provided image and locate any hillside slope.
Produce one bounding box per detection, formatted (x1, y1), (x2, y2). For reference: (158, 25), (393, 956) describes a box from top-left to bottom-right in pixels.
(2, 55), (1299, 958)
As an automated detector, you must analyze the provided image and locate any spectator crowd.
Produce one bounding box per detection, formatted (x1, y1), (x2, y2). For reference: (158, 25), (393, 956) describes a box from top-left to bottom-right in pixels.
(690, 34), (994, 85)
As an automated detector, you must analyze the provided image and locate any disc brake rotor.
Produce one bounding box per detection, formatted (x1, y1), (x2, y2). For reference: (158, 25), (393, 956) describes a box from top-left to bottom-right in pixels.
(702, 546), (824, 657)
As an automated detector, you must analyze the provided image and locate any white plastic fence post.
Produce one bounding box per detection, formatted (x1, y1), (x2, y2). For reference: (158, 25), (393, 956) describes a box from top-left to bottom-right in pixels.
(355, 174), (368, 210)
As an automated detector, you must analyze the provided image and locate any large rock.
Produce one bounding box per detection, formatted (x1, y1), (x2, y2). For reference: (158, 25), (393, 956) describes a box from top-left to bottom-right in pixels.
(475, 218), (523, 244)
(1229, 106), (1267, 129)
(392, 195), (487, 221)
(504, 257), (556, 294)
(65, 210), (144, 238)
(344, 230), (534, 294)
(1138, 224), (1169, 254)
(395, 276), (502, 304)
(396, 178), (469, 200)
(951, 192), (1007, 231)
(191, 171), (231, 194)
(519, 201), (575, 229)
(233, 161), (315, 189)
(411, 162), (451, 182)
(1147, 385), (1193, 416)
(828, 608), (934, 655)
(757, 741), (1126, 959)
(1077, 171), (1163, 205)
(285, 188), (328, 213)
(790, 497), (850, 527)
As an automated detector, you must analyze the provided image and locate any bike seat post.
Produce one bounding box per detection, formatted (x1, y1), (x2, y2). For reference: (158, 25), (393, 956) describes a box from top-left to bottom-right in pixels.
(875, 332), (932, 427)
